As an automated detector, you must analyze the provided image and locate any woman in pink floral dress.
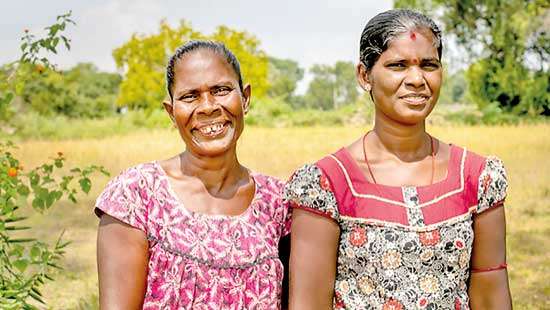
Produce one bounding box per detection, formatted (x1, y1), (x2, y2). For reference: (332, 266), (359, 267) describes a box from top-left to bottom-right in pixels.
(285, 10), (511, 309)
(96, 41), (290, 309)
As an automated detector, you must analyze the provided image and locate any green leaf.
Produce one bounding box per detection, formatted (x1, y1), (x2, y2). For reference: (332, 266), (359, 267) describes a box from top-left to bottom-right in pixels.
(13, 258), (29, 272)
(5, 226), (30, 231)
(79, 177), (91, 193)
(30, 173), (40, 186)
(29, 290), (45, 304)
(30, 245), (41, 260)
(32, 196), (45, 210)
(9, 238), (36, 243)
(17, 184), (30, 197)
(5, 216), (27, 223)
(45, 191), (57, 208)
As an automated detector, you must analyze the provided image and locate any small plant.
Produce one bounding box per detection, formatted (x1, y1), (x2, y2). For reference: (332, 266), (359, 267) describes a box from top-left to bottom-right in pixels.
(0, 12), (108, 308)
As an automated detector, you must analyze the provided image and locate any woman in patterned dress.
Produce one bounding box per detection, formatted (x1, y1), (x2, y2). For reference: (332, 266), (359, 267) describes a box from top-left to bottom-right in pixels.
(285, 9), (511, 309)
(96, 41), (291, 309)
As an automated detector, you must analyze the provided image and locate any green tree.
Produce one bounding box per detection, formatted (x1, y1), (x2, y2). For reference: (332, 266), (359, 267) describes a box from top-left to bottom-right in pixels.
(394, 0), (550, 116)
(113, 21), (269, 110)
(210, 26), (270, 98)
(20, 63), (121, 118)
(438, 69), (467, 105)
(0, 12), (108, 308)
(267, 57), (304, 106)
(305, 61), (358, 110)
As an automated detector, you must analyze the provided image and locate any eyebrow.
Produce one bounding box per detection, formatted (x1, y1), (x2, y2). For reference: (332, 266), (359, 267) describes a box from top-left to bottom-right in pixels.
(174, 80), (235, 97)
(383, 57), (441, 65)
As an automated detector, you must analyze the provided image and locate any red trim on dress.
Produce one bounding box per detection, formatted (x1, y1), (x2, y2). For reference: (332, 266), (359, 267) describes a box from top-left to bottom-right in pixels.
(471, 262), (507, 273)
(292, 204), (337, 221)
(480, 199), (505, 214)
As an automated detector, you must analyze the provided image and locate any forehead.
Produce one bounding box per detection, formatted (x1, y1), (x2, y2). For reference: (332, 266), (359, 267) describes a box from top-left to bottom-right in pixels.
(173, 49), (238, 88)
(380, 29), (439, 60)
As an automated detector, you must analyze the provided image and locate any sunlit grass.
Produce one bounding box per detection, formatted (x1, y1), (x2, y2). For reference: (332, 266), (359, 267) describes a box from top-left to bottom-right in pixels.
(13, 124), (550, 309)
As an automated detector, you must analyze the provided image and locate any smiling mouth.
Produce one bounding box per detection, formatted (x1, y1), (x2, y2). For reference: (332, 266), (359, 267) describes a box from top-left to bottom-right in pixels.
(400, 94), (430, 105)
(195, 122), (229, 138)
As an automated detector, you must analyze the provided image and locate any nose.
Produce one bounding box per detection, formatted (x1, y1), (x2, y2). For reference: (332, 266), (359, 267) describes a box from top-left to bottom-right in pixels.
(404, 66), (425, 89)
(196, 93), (221, 115)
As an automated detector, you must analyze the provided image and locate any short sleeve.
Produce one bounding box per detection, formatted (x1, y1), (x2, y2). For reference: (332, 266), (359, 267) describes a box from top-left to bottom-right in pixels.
(95, 166), (149, 232)
(477, 157), (508, 214)
(282, 199), (292, 236)
(283, 164), (339, 221)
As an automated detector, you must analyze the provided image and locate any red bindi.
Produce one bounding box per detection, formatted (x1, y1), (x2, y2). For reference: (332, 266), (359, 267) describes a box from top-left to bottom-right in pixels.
(410, 31), (416, 40)
(412, 58), (419, 65)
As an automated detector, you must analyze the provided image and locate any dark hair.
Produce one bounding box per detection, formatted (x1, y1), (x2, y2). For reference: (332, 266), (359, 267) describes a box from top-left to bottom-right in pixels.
(166, 40), (243, 101)
(359, 9), (443, 71)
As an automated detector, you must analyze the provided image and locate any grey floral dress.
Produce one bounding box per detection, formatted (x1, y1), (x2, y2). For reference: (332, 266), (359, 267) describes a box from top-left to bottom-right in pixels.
(284, 145), (507, 309)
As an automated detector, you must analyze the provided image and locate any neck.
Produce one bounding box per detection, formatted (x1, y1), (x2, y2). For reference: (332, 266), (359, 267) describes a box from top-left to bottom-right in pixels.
(371, 110), (431, 161)
(180, 148), (245, 194)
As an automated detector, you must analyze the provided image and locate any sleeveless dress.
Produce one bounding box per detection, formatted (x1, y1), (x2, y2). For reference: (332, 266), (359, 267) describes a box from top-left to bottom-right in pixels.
(284, 145), (507, 309)
(95, 162), (291, 309)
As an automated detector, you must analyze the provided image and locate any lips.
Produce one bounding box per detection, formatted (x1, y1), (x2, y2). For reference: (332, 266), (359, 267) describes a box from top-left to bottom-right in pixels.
(195, 121), (229, 137)
(400, 93), (430, 105)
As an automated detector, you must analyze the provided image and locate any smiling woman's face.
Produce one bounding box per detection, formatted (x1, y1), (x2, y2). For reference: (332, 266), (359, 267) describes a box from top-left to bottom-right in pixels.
(166, 49), (250, 157)
(361, 28), (442, 125)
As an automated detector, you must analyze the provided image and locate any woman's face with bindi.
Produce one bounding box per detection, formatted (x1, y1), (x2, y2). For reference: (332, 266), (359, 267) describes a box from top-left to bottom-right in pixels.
(165, 49), (250, 157)
(360, 28), (442, 125)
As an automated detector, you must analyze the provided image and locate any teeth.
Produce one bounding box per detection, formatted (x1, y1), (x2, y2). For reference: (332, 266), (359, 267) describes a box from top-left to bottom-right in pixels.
(199, 123), (225, 135)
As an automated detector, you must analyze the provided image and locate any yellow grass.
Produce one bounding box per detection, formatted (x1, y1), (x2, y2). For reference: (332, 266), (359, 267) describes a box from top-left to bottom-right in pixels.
(13, 125), (550, 309)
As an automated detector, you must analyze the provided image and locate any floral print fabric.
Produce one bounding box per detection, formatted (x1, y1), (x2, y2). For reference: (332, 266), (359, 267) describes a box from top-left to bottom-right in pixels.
(477, 157), (507, 213)
(284, 150), (507, 309)
(95, 162), (290, 309)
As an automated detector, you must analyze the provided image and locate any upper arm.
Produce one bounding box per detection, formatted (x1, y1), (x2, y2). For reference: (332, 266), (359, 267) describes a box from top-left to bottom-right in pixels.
(97, 214), (149, 310)
(468, 206), (511, 309)
(289, 209), (340, 310)
(94, 167), (151, 309)
(283, 164), (341, 309)
(469, 157), (511, 308)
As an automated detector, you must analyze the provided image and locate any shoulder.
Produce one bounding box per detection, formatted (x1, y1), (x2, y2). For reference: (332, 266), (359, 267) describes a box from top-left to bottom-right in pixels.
(253, 172), (284, 190)
(459, 146), (507, 180)
(114, 162), (160, 181)
(95, 162), (160, 231)
(98, 162), (160, 200)
(284, 163), (339, 220)
(453, 146), (508, 213)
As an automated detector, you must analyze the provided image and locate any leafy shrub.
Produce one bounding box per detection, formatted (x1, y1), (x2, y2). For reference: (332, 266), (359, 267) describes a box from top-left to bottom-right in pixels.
(0, 12), (108, 308)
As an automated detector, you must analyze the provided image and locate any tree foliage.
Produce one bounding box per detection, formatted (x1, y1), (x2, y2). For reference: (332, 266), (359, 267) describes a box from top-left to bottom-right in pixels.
(267, 57), (304, 106)
(394, 0), (550, 116)
(304, 61), (358, 110)
(20, 63), (121, 118)
(113, 21), (269, 110)
(0, 12), (108, 308)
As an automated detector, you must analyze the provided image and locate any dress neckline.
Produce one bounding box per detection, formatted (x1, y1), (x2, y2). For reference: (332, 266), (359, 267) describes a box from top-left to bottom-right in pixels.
(152, 161), (259, 220)
(338, 144), (459, 191)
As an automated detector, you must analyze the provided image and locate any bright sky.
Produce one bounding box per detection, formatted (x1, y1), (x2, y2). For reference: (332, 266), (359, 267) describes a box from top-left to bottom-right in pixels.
(1, 0), (393, 70)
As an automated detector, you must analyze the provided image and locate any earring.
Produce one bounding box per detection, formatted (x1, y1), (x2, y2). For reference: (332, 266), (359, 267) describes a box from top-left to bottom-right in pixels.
(366, 84), (371, 92)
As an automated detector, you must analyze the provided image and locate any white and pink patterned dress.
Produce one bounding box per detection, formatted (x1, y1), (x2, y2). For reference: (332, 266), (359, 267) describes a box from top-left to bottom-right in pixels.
(284, 145), (508, 309)
(95, 162), (291, 309)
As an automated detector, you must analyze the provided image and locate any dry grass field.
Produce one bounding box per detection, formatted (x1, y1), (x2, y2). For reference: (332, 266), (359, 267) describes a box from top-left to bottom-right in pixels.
(13, 125), (550, 309)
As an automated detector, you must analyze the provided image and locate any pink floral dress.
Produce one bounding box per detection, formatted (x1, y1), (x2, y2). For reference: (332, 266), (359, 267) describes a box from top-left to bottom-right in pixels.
(284, 145), (508, 309)
(95, 162), (291, 309)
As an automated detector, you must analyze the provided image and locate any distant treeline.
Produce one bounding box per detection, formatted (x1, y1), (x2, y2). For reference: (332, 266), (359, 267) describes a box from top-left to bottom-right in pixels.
(4, 0), (549, 127)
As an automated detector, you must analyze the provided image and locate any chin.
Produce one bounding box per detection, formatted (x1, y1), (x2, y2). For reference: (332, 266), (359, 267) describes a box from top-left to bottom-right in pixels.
(187, 129), (239, 157)
(392, 108), (431, 125)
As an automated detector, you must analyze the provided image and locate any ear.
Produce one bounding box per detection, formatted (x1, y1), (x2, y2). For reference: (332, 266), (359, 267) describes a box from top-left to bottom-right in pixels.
(241, 84), (251, 114)
(356, 62), (371, 92)
(163, 98), (176, 124)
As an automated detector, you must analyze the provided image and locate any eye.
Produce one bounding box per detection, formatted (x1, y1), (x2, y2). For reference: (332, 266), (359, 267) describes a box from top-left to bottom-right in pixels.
(421, 62), (441, 71)
(178, 93), (198, 103)
(386, 63), (407, 70)
(212, 86), (232, 96)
